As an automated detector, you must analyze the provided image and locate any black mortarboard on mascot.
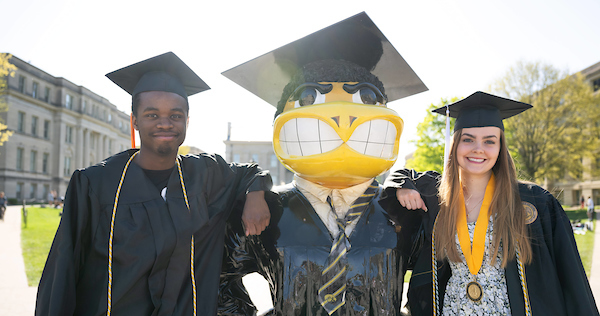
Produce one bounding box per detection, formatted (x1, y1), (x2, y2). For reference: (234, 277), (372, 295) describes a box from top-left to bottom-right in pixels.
(222, 11), (427, 110)
(433, 91), (532, 165)
(106, 52), (210, 148)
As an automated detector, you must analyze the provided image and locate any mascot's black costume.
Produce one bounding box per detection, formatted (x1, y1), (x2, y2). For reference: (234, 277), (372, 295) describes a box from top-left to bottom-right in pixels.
(218, 12), (428, 315)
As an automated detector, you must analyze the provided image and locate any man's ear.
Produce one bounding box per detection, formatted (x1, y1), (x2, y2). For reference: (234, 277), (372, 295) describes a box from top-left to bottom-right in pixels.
(131, 114), (139, 131)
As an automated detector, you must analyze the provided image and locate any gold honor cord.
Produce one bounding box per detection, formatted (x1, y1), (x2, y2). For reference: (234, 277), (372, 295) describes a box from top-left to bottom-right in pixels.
(107, 153), (196, 316)
(456, 174), (495, 302)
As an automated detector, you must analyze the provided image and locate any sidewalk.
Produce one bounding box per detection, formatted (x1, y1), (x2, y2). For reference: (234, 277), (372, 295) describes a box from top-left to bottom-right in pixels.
(0, 205), (38, 316)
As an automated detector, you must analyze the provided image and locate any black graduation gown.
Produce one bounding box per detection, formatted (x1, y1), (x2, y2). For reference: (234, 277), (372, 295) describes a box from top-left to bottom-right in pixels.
(383, 169), (599, 316)
(36, 149), (272, 316)
(218, 183), (423, 316)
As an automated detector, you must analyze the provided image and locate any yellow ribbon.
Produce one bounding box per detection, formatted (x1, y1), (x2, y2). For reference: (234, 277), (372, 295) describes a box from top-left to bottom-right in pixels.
(457, 174), (495, 276)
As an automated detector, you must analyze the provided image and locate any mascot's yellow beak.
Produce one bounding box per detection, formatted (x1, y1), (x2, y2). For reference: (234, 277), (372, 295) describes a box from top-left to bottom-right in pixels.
(273, 82), (404, 189)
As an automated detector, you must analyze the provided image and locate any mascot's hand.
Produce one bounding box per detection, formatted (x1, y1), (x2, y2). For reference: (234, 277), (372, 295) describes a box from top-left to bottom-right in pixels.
(396, 188), (427, 211)
(242, 191), (271, 236)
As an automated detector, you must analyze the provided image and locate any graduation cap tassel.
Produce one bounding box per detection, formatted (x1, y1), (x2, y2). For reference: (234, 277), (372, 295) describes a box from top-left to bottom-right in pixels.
(130, 114), (136, 149)
(443, 105), (450, 170)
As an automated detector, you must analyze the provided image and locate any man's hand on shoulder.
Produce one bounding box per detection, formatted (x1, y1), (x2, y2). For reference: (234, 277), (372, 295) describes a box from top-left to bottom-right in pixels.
(242, 191), (271, 236)
(396, 188), (427, 211)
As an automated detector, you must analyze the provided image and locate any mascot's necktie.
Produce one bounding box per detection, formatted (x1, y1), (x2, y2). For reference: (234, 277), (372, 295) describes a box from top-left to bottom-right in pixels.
(318, 180), (379, 315)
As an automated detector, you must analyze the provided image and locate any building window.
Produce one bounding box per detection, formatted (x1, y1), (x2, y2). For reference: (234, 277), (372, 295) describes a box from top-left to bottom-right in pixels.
(16, 183), (23, 200)
(44, 87), (50, 102)
(233, 154), (240, 163)
(119, 120), (123, 129)
(30, 183), (37, 200)
(593, 78), (600, 92)
(16, 148), (24, 171)
(18, 75), (25, 93)
(30, 150), (37, 172)
(108, 113), (112, 122)
(31, 116), (38, 136)
(64, 156), (71, 177)
(251, 154), (260, 163)
(32, 82), (38, 98)
(43, 153), (49, 173)
(44, 120), (50, 139)
(82, 100), (87, 113)
(270, 154), (278, 167)
(18, 112), (25, 133)
(66, 94), (73, 109)
(43, 185), (50, 202)
(65, 125), (73, 143)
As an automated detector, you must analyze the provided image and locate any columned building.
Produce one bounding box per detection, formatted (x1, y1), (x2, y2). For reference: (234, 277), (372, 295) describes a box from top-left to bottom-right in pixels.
(224, 139), (294, 187)
(0, 54), (130, 202)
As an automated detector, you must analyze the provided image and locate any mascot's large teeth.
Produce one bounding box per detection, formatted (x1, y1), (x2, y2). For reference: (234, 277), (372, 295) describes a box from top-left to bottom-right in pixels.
(279, 118), (396, 158)
(347, 119), (396, 158)
(279, 118), (343, 156)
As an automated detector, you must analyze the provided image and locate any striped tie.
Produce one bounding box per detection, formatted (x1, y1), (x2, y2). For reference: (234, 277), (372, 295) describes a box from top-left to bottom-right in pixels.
(318, 180), (379, 315)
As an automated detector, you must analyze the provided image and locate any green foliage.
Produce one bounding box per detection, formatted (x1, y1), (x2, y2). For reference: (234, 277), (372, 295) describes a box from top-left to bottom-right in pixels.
(489, 61), (600, 183)
(0, 53), (16, 146)
(21, 206), (61, 286)
(405, 98), (458, 173)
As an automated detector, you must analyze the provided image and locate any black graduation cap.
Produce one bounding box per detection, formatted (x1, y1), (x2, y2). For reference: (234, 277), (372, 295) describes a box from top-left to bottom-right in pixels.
(222, 12), (427, 106)
(105, 52), (210, 100)
(433, 91), (532, 131)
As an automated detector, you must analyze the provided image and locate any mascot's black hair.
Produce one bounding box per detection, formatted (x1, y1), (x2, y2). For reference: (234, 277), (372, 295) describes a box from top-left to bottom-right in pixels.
(275, 59), (385, 118)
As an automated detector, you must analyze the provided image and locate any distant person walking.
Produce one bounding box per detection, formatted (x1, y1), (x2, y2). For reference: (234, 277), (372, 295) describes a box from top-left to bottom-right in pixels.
(0, 191), (6, 220)
(581, 195), (586, 209)
(588, 196), (595, 221)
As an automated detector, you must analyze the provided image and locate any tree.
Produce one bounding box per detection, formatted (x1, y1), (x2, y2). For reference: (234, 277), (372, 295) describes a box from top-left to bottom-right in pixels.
(0, 53), (16, 146)
(490, 61), (600, 184)
(405, 98), (458, 173)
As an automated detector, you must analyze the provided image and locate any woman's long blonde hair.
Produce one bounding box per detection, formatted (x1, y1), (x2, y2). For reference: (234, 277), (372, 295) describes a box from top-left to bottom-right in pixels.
(435, 129), (532, 266)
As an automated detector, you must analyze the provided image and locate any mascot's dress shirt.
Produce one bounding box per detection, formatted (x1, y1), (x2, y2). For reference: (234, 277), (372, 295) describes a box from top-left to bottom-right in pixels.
(294, 175), (373, 238)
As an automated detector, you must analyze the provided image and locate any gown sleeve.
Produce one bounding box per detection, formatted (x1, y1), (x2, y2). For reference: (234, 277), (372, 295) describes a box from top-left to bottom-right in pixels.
(544, 191), (599, 315)
(218, 191), (281, 315)
(35, 170), (95, 316)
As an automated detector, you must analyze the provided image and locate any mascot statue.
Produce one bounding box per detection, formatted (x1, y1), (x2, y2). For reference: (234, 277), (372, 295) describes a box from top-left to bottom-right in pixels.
(219, 12), (427, 316)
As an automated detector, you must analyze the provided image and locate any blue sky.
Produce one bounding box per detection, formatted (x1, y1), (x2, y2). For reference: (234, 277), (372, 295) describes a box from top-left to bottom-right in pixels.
(2, 0), (599, 168)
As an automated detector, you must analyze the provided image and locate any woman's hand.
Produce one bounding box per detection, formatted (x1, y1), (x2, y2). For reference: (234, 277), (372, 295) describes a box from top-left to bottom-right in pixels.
(396, 188), (427, 211)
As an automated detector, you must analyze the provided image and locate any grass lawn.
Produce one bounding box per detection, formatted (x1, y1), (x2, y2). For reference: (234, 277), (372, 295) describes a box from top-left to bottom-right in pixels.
(565, 208), (595, 277)
(21, 206), (62, 286)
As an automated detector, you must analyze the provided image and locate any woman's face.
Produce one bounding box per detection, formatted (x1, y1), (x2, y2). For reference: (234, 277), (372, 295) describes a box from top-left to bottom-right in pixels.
(456, 126), (501, 177)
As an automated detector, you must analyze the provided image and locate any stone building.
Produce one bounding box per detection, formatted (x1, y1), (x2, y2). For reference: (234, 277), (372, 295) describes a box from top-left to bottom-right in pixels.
(0, 54), (130, 202)
(553, 61), (600, 206)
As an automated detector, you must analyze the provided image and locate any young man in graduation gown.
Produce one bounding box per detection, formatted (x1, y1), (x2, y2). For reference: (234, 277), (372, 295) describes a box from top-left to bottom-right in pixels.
(218, 13), (428, 315)
(384, 92), (599, 315)
(35, 52), (272, 316)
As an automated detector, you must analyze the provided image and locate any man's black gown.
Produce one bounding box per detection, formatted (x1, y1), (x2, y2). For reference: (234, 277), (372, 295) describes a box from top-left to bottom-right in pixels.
(36, 149), (271, 316)
(384, 169), (599, 316)
(219, 182), (423, 316)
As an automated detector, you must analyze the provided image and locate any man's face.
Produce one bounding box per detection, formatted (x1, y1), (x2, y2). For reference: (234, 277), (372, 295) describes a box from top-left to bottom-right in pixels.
(132, 91), (188, 157)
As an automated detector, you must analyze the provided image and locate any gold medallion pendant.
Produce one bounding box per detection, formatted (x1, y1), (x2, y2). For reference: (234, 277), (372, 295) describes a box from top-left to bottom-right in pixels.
(466, 281), (483, 302)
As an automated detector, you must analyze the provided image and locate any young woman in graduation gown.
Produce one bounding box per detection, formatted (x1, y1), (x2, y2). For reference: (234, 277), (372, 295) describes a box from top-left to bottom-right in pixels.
(385, 91), (599, 316)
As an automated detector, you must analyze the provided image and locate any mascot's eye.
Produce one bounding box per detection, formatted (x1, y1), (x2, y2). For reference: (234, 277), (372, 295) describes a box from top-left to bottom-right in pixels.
(352, 88), (381, 106)
(294, 88), (326, 108)
(345, 83), (386, 106)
